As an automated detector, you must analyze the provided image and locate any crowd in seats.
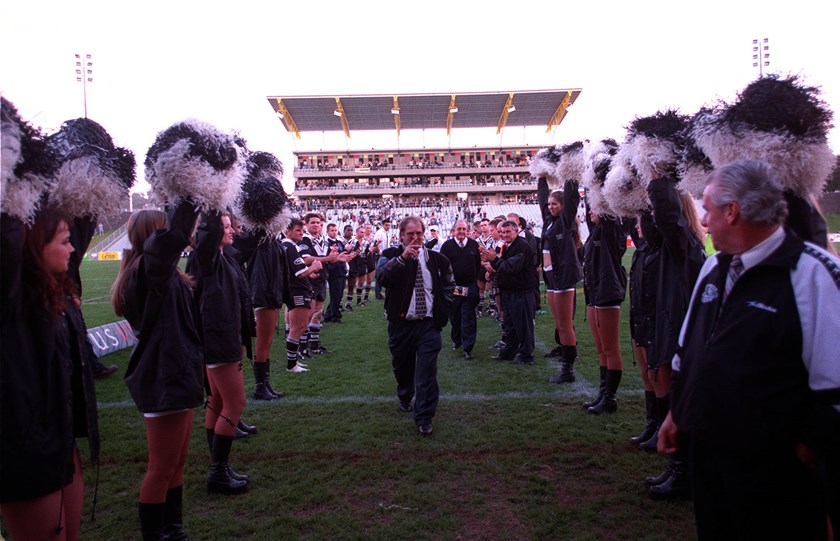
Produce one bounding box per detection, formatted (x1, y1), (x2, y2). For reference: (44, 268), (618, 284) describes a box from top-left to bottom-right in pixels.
(294, 174), (534, 192)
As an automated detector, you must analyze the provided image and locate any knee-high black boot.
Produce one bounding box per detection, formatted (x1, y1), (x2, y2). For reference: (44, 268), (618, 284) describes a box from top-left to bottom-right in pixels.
(640, 394), (669, 452)
(207, 435), (248, 494)
(549, 344), (577, 383)
(139, 502), (167, 541)
(582, 366), (607, 408)
(207, 428), (248, 483)
(588, 369), (621, 414)
(162, 486), (189, 541)
(630, 391), (658, 445)
(263, 358), (283, 398)
(252, 362), (275, 401)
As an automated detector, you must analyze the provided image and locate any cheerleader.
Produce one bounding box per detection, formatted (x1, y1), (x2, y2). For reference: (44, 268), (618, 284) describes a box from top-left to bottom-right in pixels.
(581, 203), (627, 414)
(189, 211), (250, 494)
(112, 119), (243, 538)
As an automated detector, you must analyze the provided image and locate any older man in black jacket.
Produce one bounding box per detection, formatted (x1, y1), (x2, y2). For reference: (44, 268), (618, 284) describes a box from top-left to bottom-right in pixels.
(482, 220), (538, 365)
(377, 216), (455, 436)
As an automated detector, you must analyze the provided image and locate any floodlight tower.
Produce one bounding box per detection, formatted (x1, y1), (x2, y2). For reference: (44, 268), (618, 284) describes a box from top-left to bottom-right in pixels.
(74, 53), (93, 118)
(752, 38), (770, 77)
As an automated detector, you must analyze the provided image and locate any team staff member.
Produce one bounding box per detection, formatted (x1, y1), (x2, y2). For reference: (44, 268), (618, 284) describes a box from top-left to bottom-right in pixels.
(660, 160), (840, 540)
(539, 177), (583, 384)
(281, 218), (322, 373)
(111, 204), (205, 540)
(580, 206), (627, 414)
(190, 211), (250, 494)
(440, 220), (482, 360)
(1, 209), (99, 541)
(323, 223), (353, 323)
(482, 220), (538, 365)
(378, 216), (455, 435)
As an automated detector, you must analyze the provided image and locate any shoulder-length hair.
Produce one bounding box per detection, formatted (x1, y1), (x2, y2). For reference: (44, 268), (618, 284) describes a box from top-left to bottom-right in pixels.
(22, 209), (76, 317)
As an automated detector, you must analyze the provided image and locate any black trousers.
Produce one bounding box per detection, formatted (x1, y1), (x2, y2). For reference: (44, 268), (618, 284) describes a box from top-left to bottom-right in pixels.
(499, 290), (535, 361)
(450, 284), (479, 353)
(388, 318), (441, 425)
(689, 438), (826, 541)
(324, 271), (346, 321)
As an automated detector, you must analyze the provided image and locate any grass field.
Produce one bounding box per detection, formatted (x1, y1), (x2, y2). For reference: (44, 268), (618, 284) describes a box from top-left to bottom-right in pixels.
(4, 254), (699, 541)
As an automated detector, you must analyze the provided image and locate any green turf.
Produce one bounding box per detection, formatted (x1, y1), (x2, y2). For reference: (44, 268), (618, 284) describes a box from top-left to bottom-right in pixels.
(3, 253), (697, 541)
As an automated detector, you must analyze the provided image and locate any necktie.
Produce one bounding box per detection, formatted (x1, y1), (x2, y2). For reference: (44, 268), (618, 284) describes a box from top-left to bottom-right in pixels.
(724, 255), (743, 301)
(414, 262), (427, 318)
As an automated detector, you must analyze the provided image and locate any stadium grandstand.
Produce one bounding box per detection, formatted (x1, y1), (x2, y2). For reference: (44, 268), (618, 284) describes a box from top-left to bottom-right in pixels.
(268, 89), (584, 236)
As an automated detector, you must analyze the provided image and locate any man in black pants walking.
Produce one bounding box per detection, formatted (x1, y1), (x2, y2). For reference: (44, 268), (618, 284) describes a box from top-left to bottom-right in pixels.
(378, 216), (454, 436)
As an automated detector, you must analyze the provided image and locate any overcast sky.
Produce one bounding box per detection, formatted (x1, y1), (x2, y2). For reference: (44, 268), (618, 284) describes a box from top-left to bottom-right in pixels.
(2, 0), (837, 194)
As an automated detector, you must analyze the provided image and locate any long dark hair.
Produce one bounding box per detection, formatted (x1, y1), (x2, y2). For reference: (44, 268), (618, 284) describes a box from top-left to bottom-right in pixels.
(22, 209), (76, 317)
(111, 209), (196, 317)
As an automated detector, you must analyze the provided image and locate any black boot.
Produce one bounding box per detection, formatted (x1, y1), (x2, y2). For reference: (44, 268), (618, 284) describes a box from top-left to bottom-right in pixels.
(644, 461), (672, 486)
(139, 502), (167, 541)
(630, 391), (658, 445)
(587, 369), (621, 414)
(640, 395), (669, 452)
(253, 362), (275, 401)
(263, 359), (283, 398)
(647, 456), (691, 500)
(582, 366), (607, 409)
(549, 345), (577, 383)
(162, 486), (189, 541)
(207, 428), (248, 482)
(207, 434), (248, 494)
(237, 419), (258, 435)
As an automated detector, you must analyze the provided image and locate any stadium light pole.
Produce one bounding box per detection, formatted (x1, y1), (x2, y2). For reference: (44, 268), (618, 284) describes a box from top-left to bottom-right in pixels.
(751, 38), (769, 77)
(74, 53), (93, 118)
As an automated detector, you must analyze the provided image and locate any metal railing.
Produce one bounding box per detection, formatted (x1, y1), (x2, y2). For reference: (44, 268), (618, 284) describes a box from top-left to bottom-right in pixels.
(87, 223), (128, 256)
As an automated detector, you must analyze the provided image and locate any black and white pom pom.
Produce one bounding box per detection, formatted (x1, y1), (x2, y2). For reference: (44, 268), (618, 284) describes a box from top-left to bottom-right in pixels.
(583, 139), (621, 216)
(603, 141), (650, 217)
(236, 175), (292, 236)
(692, 75), (834, 198)
(246, 151), (284, 181)
(145, 119), (244, 210)
(556, 141), (586, 185)
(626, 110), (689, 188)
(1, 97), (59, 222)
(678, 108), (717, 198)
(46, 118), (136, 218)
(529, 145), (563, 186)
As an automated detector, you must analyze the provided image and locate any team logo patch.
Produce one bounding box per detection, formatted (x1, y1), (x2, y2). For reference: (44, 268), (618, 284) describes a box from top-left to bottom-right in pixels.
(701, 284), (719, 303)
(294, 257), (304, 266)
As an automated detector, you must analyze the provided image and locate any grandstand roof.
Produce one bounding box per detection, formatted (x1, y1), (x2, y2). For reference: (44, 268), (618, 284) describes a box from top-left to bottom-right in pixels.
(267, 89), (582, 139)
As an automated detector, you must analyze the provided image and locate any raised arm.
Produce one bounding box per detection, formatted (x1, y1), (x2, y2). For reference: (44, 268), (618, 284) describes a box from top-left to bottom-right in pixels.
(143, 200), (200, 289)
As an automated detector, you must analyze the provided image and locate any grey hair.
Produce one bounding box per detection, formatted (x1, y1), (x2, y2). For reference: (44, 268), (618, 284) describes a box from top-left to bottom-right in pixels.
(398, 215), (425, 235)
(707, 160), (788, 227)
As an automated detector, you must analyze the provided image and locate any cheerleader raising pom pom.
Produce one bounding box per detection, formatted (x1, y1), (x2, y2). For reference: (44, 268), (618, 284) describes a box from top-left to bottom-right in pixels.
(1, 97), (59, 223)
(236, 151), (292, 237)
(529, 144), (564, 189)
(47, 117), (136, 218)
(145, 119), (244, 210)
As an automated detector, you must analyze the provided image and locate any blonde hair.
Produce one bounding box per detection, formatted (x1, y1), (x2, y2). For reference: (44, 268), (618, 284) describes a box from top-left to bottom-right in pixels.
(679, 192), (705, 244)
